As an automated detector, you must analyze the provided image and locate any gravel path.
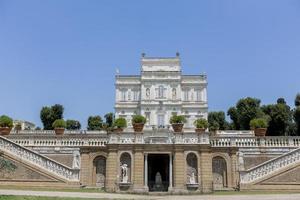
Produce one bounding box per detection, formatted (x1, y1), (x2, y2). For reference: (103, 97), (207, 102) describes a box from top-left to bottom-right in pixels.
(0, 189), (300, 200)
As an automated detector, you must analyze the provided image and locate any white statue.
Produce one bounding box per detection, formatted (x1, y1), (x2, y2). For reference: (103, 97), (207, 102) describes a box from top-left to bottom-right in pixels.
(72, 151), (80, 169)
(155, 172), (162, 184)
(190, 172), (196, 184)
(121, 164), (128, 183)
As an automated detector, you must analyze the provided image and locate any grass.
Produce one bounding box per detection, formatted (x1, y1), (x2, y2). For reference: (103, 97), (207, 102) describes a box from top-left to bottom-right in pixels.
(0, 196), (112, 200)
(0, 186), (104, 193)
(214, 190), (300, 195)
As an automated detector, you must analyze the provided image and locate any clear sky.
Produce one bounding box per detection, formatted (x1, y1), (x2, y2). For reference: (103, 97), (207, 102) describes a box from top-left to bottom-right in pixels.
(0, 0), (300, 128)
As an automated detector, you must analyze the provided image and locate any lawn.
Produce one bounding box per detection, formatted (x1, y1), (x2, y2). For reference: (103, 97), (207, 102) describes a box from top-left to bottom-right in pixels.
(0, 196), (109, 200)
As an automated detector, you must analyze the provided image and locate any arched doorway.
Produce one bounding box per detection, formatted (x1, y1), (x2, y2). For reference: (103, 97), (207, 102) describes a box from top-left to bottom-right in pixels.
(186, 153), (198, 185)
(212, 156), (227, 189)
(93, 156), (106, 188)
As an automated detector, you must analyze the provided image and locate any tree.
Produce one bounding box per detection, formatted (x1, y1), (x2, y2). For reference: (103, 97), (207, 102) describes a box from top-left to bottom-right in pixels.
(104, 112), (114, 128)
(227, 107), (239, 130)
(87, 116), (103, 130)
(40, 104), (64, 130)
(66, 120), (81, 130)
(208, 111), (228, 130)
(294, 107), (300, 135)
(227, 97), (263, 130)
(295, 93), (300, 107)
(261, 98), (292, 136)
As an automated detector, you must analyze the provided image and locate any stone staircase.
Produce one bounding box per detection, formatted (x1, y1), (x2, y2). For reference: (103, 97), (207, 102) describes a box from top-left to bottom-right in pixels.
(0, 136), (79, 183)
(240, 147), (300, 184)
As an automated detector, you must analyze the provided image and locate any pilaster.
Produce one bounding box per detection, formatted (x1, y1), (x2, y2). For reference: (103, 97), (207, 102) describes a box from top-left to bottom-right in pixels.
(200, 149), (213, 193)
(105, 148), (118, 192)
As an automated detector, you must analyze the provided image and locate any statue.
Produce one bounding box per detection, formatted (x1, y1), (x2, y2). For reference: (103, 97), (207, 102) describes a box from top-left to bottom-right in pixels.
(121, 164), (128, 183)
(146, 88), (150, 98)
(154, 172), (163, 190)
(72, 151), (80, 169)
(189, 172), (196, 184)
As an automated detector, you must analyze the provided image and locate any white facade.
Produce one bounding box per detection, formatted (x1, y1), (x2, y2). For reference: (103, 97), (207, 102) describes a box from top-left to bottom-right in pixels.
(115, 54), (208, 130)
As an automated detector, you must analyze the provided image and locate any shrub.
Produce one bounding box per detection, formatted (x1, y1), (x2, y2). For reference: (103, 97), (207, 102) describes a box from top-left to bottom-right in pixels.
(194, 118), (208, 129)
(131, 115), (146, 124)
(250, 118), (268, 129)
(169, 115), (186, 124)
(209, 121), (219, 131)
(52, 119), (66, 129)
(0, 115), (13, 128)
(113, 118), (127, 128)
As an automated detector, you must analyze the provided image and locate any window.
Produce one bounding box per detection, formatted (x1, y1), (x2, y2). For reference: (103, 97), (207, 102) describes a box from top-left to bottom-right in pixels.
(121, 90), (126, 101)
(183, 90), (189, 101)
(133, 91), (139, 101)
(158, 85), (164, 98)
(128, 91), (131, 101)
(196, 90), (201, 101)
(145, 112), (150, 125)
(172, 88), (176, 100)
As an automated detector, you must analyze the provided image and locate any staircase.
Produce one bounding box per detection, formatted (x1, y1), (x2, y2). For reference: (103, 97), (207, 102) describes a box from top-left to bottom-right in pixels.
(240, 147), (300, 184)
(0, 136), (79, 182)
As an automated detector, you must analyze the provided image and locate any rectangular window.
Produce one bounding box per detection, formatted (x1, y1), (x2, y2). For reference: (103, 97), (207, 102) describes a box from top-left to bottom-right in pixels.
(196, 90), (201, 101)
(183, 90), (189, 101)
(121, 91), (126, 101)
(158, 86), (164, 98)
(133, 91), (139, 101)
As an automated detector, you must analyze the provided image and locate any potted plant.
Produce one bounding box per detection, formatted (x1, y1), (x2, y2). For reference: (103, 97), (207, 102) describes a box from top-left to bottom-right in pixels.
(0, 115), (13, 135)
(194, 118), (208, 133)
(52, 119), (66, 135)
(131, 115), (146, 132)
(250, 118), (268, 137)
(170, 115), (186, 133)
(113, 118), (127, 133)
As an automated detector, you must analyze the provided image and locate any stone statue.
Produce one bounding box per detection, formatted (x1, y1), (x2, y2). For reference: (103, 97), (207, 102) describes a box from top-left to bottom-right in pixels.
(189, 172), (196, 184)
(121, 163), (128, 183)
(146, 88), (150, 98)
(72, 151), (80, 169)
(155, 172), (162, 184)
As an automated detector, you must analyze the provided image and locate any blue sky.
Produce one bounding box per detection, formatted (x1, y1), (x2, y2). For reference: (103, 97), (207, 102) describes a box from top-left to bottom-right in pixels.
(0, 0), (300, 128)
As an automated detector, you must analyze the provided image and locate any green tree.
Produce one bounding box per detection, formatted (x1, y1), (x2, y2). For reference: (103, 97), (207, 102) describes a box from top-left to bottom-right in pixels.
(87, 115), (103, 130)
(104, 112), (114, 128)
(66, 120), (81, 130)
(227, 107), (239, 130)
(227, 97), (263, 130)
(208, 111), (228, 130)
(295, 93), (300, 107)
(294, 107), (300, 136)
(261, 98), (292, 136)
(40, 104), (64, 130)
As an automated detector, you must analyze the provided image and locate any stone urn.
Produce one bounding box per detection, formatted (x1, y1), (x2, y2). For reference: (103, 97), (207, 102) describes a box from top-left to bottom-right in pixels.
(172, 123), (184, 133)
(132, 123), (144, 132)
(195, 128), (206, 134)
(254, 128), (267, 137)
(0, 127), (12, 135)
(54, 128), (65, 135)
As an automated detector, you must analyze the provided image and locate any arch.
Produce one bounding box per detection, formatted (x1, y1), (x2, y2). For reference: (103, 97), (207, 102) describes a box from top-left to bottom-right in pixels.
(119, 152), (132, 183)
(93, 156), (106, 188)
(186, 152), (198, 184)
(212, 156), (228, 189)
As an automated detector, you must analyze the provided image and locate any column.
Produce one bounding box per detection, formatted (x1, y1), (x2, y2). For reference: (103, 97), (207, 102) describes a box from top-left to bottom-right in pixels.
(169, 153), (173, 190)
(144, 154), (148, 188)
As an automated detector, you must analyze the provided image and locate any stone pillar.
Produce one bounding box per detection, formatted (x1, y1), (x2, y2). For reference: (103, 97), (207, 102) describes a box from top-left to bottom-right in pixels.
(230, 151), (238, 189)
(168, 153), (173, 190)
(144, 154), (148, 188)
(200, 149), (213, 193)
(133, 149), (146, 192)
(105, 149), (118, 192)
(80, 150), (91, 186)
(173, 149), (185, 193)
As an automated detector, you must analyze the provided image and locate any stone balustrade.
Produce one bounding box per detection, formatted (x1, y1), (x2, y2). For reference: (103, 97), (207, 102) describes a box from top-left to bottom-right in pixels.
(0, 136), (79, 181)
(240, 147), (300, 183)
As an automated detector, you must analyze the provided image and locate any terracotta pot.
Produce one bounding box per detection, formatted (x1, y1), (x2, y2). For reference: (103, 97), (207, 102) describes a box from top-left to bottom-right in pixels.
(172, 123), (184, 133)
(133, 123), (144, 132)
(0, 127), (12, 135)
(254, 128), (267, 137)
(195, 128), (206, 134)
(54, 128), (65, 135)
(114, 127), (123, 133)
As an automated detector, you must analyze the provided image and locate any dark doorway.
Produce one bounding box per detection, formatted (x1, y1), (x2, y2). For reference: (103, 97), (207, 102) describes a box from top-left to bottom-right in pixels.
(148, 154), (169, 192)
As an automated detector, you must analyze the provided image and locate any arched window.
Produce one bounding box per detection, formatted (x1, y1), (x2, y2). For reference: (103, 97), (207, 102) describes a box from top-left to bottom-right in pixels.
(93, 156), (106, 188)
(120, 152), (132, 183)
(186, 153), (198, 184)
(212, 156), (227, 189)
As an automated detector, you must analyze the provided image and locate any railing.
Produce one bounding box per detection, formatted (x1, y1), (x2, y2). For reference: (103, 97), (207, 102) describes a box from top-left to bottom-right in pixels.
(210, 136), (300, 148)
(7, 134), (108, 147)
(0, 136), (79, 181)
(10, 130), (107, 135)
(240, 147), (300, 184)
